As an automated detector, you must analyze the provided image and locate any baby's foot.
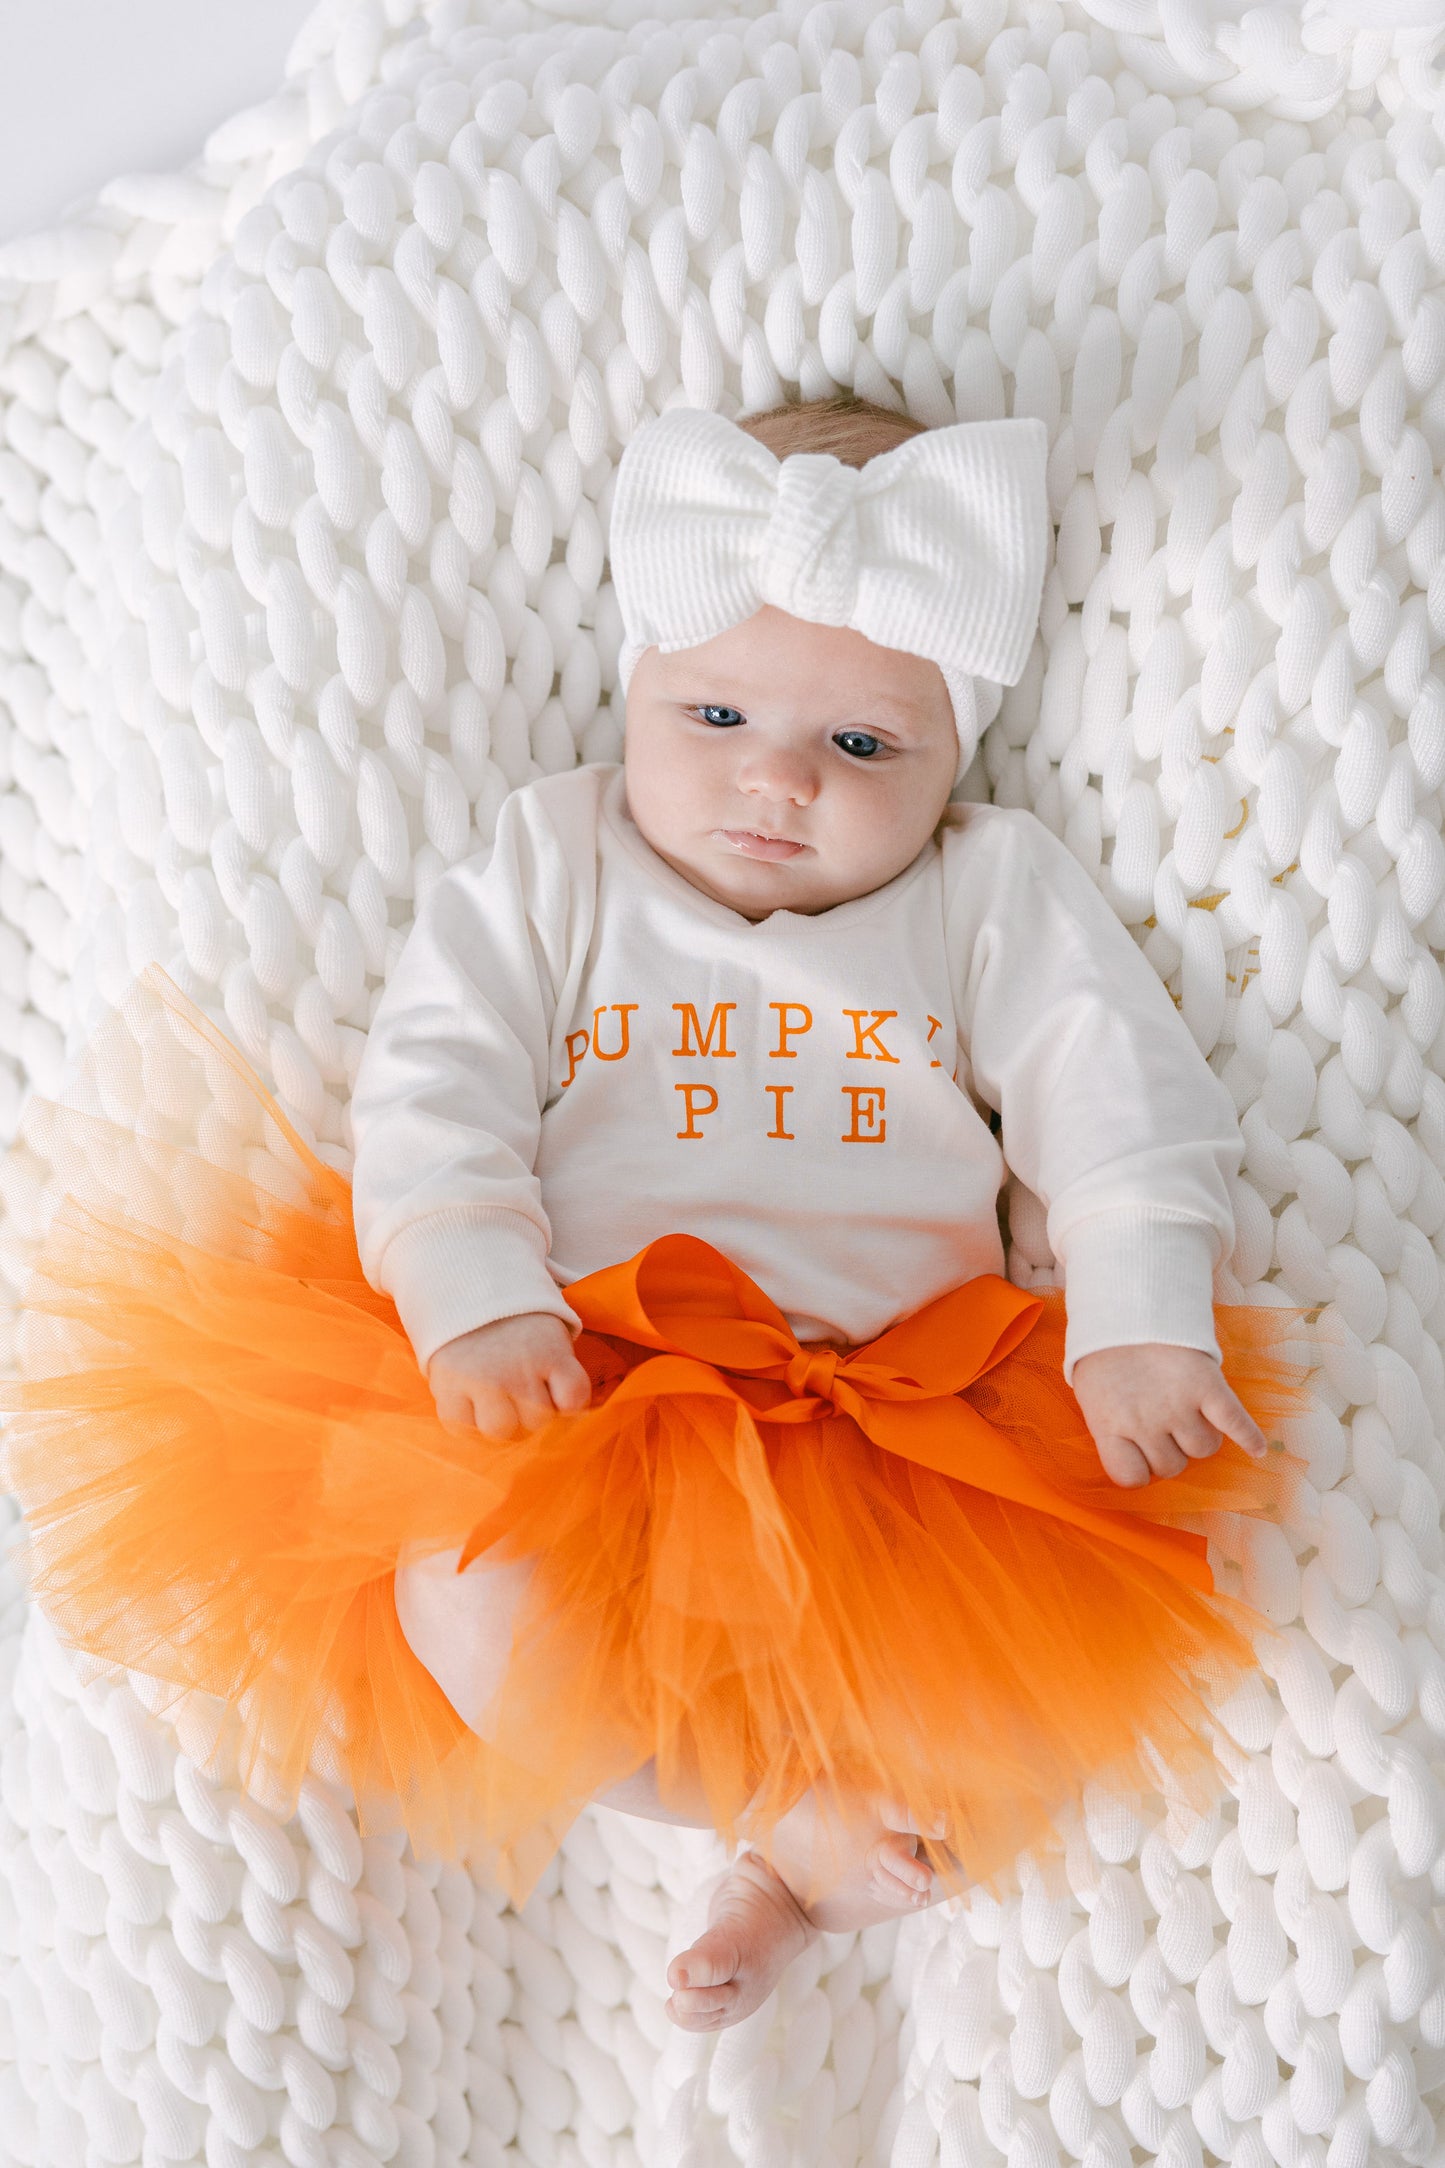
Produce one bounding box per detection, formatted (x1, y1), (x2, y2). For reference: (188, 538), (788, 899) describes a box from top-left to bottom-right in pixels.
(665, 1850), (817, 2031)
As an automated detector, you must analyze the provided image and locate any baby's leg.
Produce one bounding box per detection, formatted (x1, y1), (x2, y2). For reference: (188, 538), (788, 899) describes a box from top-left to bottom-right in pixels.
(393, 1542), (715, 1824)
(395, 1553), (954, 2030)
(394, 1540), (538, 1739)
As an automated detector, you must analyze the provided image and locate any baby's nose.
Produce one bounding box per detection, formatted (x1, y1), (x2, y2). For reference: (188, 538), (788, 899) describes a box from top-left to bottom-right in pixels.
(736, 746), (819, 805)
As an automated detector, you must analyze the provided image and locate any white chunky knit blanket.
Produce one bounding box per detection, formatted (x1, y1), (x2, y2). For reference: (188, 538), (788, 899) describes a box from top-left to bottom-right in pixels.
(3, 1), (1445, 2162)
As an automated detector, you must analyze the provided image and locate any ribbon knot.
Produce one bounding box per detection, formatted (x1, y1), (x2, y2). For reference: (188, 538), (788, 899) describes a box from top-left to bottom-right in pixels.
(784, 1344), (843, 1404)
(759, 455), (861, 624)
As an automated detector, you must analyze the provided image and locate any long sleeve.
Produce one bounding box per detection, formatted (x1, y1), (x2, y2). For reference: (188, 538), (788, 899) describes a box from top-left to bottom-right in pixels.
(945, 806), (1243, 1381)
(348, 773), (601, 1371)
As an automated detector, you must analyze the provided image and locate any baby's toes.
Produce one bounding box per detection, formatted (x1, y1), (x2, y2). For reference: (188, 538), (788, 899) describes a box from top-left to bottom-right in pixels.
(667, 1927), (737, 1994)
(667, 1978), (740, 2030)
(868, 1831), (933, 1908)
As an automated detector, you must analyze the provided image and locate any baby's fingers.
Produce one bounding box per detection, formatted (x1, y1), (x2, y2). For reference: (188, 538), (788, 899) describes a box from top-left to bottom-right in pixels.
(432, 1382), (503, 1438)
(433, 1399), (475, 1440)
(1201, 1377), (1268, 1459)
(547, 1352), (593, 1415)
(505, 1379), (568, 1434)
(1139, 1432), (1188, 1482)
(1096, 1434), (1154, 1488)
(469, 1384), (527, 1441)
(1170, 1413), (1223, 1462)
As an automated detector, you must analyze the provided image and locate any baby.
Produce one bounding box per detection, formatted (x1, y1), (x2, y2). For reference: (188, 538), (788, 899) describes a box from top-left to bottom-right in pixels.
(348, 394), (1271, 2032)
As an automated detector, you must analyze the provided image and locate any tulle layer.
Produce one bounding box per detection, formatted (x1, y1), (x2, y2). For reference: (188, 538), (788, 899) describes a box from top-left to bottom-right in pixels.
(0, 965), (1317, 1905)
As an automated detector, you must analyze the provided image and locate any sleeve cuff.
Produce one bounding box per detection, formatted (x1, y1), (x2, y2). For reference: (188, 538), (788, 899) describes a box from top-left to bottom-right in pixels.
(375, 1206), (581, 1372)
(1056, 1211), (1223, 1384)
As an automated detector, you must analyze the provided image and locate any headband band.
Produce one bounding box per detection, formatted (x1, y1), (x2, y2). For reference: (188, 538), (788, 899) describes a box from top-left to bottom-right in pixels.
(609, 407), (1051, 782)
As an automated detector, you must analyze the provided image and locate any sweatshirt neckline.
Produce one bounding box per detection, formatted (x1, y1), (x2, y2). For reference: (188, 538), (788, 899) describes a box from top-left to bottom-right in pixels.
(598, 766), (938, 935)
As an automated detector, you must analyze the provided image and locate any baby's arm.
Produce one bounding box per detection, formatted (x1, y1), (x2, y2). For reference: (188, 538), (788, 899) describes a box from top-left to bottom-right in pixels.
(947, 809), (1255, 1487)
(350, 779), (598, 1436)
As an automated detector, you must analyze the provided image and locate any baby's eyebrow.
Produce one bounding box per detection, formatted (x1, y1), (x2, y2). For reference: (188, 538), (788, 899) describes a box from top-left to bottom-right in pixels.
(817, 680), (925, 719)
(839, 699), (934, 737)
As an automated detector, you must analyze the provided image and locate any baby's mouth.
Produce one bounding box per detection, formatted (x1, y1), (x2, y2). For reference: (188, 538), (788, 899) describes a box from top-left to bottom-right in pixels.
(715, 829), (806, 861)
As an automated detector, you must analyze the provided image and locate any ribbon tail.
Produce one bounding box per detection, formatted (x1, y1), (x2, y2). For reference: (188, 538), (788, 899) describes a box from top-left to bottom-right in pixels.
(857, 1400), (1217, 1595)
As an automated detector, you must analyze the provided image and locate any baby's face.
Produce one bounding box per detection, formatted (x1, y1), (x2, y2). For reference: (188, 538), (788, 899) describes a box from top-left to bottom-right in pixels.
(622, 607), (958, 920)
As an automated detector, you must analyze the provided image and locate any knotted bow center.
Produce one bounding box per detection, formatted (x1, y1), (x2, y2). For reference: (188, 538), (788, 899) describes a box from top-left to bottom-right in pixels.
(784, 1345), (843, 1403)
(758, 455), (861, 625)
(546, 1235), (1224, 1601)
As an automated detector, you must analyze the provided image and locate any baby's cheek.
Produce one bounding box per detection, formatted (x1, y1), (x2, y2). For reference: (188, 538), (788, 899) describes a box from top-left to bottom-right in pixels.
(666, 734), (733, 813)
(626, 739), (699, 840)
(841, 765), (946, 867)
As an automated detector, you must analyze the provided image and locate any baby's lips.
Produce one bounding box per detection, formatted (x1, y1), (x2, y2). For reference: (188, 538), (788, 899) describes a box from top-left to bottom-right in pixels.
(715, 828), (806, 860)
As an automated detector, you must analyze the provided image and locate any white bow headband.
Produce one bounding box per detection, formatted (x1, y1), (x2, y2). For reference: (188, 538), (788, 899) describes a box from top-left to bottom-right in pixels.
(609, 406), (1051, 781)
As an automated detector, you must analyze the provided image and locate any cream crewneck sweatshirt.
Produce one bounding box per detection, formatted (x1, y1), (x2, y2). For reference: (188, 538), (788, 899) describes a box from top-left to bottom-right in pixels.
(349, 764), (1244, 1382)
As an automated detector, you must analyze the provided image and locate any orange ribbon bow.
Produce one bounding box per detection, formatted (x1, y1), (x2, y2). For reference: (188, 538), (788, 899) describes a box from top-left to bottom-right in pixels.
(458, 1233), (1216, 1592)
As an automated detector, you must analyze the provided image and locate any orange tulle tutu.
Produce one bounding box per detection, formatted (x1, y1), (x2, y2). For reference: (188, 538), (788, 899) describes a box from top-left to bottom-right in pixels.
(0, 965), (1316, 1906)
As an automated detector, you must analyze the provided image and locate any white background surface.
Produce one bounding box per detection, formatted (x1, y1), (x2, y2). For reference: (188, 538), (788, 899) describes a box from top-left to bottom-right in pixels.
(0, 0), (316, 247)
(3, 0), (1441, 252)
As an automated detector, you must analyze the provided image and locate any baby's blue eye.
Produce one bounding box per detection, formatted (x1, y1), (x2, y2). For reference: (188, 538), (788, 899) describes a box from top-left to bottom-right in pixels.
(696, 705), (745, 727)
(835, 729), (884, 759)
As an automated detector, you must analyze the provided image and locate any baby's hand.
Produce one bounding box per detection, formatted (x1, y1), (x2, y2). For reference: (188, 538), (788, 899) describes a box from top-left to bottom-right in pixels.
(1071, 1343), (1267, 1488)
(427, 1313), (592, 1439)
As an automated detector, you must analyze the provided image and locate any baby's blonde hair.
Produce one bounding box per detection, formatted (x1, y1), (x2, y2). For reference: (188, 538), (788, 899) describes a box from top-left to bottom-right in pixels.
(736, 394), (925, 469)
